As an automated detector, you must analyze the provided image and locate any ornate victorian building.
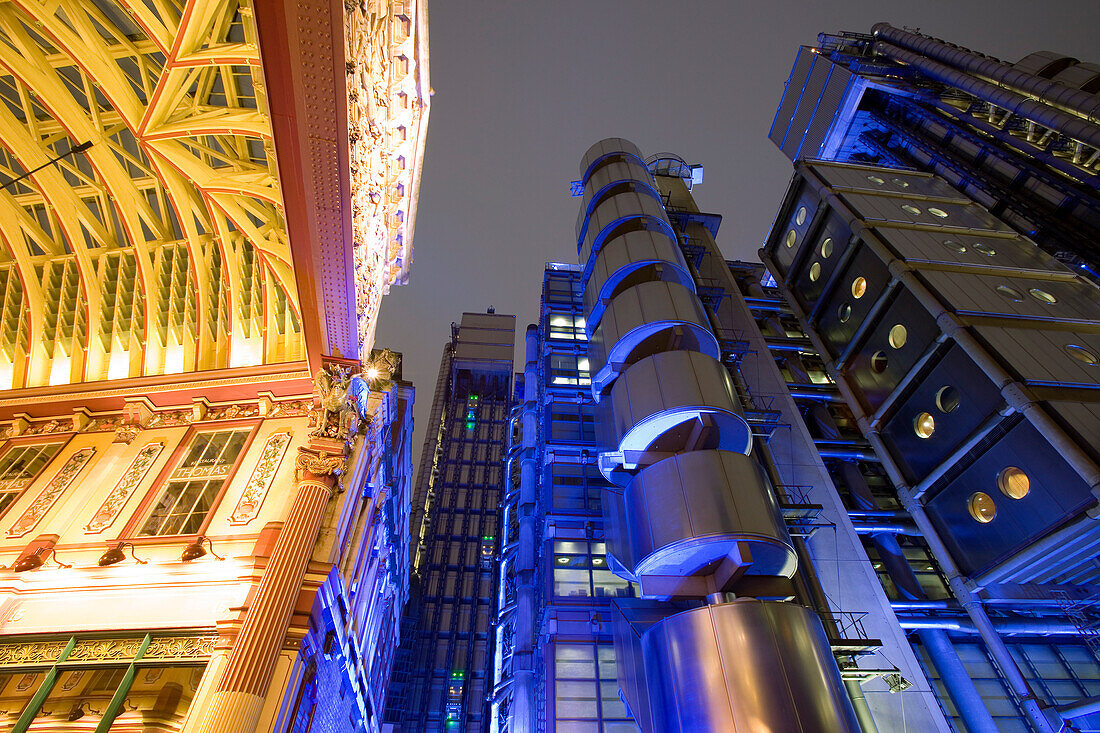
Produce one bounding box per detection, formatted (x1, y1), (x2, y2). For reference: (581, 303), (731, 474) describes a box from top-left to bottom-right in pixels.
(0, 0), (428, 731)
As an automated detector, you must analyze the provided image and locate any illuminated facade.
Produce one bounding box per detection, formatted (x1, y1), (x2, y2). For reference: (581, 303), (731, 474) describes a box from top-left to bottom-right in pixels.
(0, 0), (429, 731)
(769, 24), (1100, 278)
(384, 311), (516, 733)
(492, 138), (1100, 733)
(762, 160), (1100, 732)
(769, 27), (1100, 732)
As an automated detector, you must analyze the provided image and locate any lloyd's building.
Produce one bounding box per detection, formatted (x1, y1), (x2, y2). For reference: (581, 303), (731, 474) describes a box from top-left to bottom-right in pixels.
(0, 0), (428, 731)
(493, 134), (1100, 733)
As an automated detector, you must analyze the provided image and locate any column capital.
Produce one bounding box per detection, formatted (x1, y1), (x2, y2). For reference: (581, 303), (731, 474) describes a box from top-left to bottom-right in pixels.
(294, 447), (345, 495)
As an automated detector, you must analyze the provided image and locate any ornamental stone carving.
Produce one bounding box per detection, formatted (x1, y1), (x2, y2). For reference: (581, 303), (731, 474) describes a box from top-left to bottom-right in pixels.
(85, 442), (165, 534)
(7, 447), (96, 538)
(229, 431), (294, 525)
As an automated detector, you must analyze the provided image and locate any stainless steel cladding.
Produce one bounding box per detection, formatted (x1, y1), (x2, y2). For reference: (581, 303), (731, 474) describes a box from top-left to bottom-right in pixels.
(597, 350), (752, 482)
(583, 229), (695, 333)
(588, 280), (720, 398)
(641, 600), (861, 732)
(608, 450), (797, 598)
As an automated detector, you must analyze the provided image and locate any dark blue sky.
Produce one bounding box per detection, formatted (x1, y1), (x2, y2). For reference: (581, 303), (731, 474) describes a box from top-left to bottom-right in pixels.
(376, 0), (1099, 456)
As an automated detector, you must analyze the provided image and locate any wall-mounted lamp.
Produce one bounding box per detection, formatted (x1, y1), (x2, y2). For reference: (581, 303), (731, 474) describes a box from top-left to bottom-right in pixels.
(12, 547), (71, 572)
(181, 536), (224, 562)
(67, 702), (100, 721)
(97, 542), (148, 567)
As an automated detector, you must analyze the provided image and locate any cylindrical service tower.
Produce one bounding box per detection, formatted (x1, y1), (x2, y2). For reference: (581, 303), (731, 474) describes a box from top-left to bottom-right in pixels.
(576, 138), (860, 732)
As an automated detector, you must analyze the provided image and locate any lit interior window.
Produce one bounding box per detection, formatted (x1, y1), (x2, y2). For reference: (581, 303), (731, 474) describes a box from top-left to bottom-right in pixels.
(968, 492), (996, 523)
(997, 467), (1030, 500)
(935, 386), (960, 413)
(838, 303), (852, 323)
(901, 204), (921, 216)
(892, 178), (910, 188)
(942, 240), (966, 254)
(888, 324), (907, 349)
(973, 242), (996, 256)
(867, 175), (885, 185)
(1028, 288), (1057, 304)
(795, 206), (807, 226)
(996, 285), (1024, 302)
(820, 238), (833, 258)
(785, 230), (796, 248)
(1066, 344), (1099, 365)
(928, 207), (949, 218)
(914, 412), (935, 439)
(809, 262), (821, 282)
(851, 276), (867, 299)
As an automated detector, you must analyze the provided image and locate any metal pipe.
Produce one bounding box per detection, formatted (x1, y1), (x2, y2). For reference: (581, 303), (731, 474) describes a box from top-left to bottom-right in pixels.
(897, 615), (1082, 636)
(891, 600), (954, 611)
(789, 387), (844, 403)
(1058, 694), (1100, 720)
(851, 521), (919, 536)
(871, 23), (1100, 126)
(847, 510), (912, 521)
(871, 39), (1100, 152)
(917, 629), (999, 732)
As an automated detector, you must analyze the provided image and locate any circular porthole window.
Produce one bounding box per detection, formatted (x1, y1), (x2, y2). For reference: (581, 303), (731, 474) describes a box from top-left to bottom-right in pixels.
(870, 351), (888, 373)
(997, 467), (1030, 500)
(928, 207), (949, 218)
(1066, 344), (1099, 365)
(1029, 288), (1057, 304)
(796, 206), (807, 226)
(892, 178), (910, 188)
(820, 238), (834, 258)
(901, 204), (922, 216)
(973, 242), (996, 256)
(785, 230), (797, 248)
(968, 492), (997, 523)
(867, 175), (885, 185)
(996, 285), (1024, 302)
(852, 276), (868, 299)
(943, 240), (967, 254)
(935, 386), (960, 413)
(838, 303), (852, 323)
(809, 262), (822, 282)
(888, 324), (907, 349)
(914, 412), (935, 439)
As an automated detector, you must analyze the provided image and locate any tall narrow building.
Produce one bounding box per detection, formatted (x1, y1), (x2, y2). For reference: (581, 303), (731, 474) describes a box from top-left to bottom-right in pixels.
(385, 311), (516, 732)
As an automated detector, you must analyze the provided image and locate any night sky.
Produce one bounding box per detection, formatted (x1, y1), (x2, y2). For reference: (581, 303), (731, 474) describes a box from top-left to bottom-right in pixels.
(375, 0), (1099, 457)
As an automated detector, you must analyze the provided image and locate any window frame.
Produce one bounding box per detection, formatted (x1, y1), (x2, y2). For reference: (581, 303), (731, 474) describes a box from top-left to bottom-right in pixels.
(0, 434), (73, 521)
(121, 421), (258, 541)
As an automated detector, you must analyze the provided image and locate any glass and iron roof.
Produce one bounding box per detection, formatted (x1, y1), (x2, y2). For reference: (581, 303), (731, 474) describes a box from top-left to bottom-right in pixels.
(0, 0), (301, 389)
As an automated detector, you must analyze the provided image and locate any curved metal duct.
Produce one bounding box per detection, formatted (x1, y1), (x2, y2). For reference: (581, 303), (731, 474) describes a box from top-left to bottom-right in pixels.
(598, 350), (751, 484)
(871, 23), (1100, 126)
(615, 451), (797, 597)
(579, 137), (647, 183)
(578, 191), (676, 276)
(640, 600), (861, 732)
(588, 280), (720, 399)
(577, 159), (661, 243)
(583, 230), (694, 334)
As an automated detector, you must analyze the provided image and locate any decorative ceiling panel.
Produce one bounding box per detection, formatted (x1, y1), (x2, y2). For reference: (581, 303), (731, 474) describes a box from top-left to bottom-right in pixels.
(0, 0), (303, 389)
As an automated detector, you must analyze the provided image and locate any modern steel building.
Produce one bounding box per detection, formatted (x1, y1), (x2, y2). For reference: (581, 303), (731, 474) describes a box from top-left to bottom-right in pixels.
(490, 137), (1100, 733)
(762, 158), (1100, 732)
(385, 311), (516, 732)
(0, 0), (429, 731)
(769, 24), (1100, 279)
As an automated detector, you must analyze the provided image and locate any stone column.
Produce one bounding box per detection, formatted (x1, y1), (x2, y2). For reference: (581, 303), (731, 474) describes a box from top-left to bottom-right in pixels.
(196, 448), (344, 733)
